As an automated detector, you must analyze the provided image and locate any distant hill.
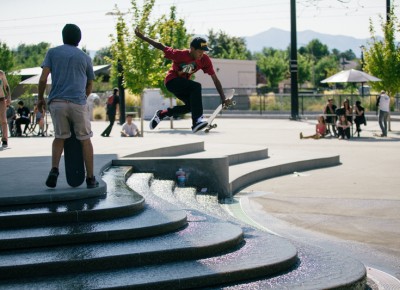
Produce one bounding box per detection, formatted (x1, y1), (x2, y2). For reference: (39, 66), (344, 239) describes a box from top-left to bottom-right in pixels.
(245, 28), (375, 54)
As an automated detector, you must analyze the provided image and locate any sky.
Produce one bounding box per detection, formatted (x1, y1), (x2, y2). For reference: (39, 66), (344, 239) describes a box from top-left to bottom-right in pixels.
(0, 0), (395, 51)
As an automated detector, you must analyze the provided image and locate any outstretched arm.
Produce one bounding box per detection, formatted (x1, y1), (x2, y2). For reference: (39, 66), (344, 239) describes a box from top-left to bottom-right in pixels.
(211, 74), (231, 107)
(135, 27), (165, 51)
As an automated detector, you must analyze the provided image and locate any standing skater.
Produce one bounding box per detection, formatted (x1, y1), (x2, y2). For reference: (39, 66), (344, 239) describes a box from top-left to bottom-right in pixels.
(134, 27), (231, 132)
(37, 23), (98, 188)
(0, 70), (11, 148)
(101, 88), (119, 137)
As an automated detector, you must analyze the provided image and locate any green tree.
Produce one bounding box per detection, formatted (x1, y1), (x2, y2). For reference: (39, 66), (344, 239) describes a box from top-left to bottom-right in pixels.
(153, 6), (191, 97)
(207, 30), (251, 60)
(93, 46), (112, 65)
(305, 39), (329, 61)
(254, 48), (288, 89)
(13, 42), (50, 68)
(297, 53), (312, 86)
(364, 10), (400, 98)
(314, 55), (340, 85)
(0, 42), (14, 72)
(0, 42), (20, 92)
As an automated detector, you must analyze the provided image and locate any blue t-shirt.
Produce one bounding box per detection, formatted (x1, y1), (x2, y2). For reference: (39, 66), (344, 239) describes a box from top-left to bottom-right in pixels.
(42, 44), (95, 105)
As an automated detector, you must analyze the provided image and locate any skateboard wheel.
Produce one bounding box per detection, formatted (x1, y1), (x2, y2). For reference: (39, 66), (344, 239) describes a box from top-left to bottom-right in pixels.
(205, 129), (209, 133)
(213, 124), (217, 128)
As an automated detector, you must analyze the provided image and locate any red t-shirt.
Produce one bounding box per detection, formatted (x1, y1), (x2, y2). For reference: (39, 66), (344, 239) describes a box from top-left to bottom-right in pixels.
(163, 47), (215, 84)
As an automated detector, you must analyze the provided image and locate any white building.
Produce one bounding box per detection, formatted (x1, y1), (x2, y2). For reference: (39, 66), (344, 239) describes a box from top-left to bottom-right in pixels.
(194, 58), (257, 90)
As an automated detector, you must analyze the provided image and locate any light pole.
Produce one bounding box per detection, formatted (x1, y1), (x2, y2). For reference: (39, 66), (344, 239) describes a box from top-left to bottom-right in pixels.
(290, 0), (299, 120)
(106, 11), (127, 125)
(360, 45), (365, 71)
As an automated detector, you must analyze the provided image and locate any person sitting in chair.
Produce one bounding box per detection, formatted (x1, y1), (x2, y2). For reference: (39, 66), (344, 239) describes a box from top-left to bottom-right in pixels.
(15, 101), (30, 136)
(323, 98), (337, 136)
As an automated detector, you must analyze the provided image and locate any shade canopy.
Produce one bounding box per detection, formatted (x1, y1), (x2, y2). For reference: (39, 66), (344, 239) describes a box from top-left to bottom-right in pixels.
(321, 69), (381, 83)
(20, 74), (51, 85)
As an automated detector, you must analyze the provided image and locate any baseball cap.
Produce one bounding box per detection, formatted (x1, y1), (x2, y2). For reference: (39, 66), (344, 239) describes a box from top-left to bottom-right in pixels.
(190, 37), (210, 51)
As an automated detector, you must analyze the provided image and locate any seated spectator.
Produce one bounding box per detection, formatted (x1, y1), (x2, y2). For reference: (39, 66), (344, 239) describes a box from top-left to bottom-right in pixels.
(120, 114), (139, 137)
(6, 102), (16, 136)
(323, 98), (337, 136)
(353, 100), (366, 137)
(300, 115), (327, 139)
(336, 114), (351, 140)
(33, 104), (45, 136)
(15, 101), (30, 136)
(341, 98), (353, 123)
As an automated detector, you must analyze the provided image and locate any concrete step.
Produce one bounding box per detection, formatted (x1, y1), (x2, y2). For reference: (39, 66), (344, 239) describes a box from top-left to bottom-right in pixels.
(0, 230), (297, 289)
(229, 149), (340, 194)
(0, 170), (187, 250)
(0, 167), (144, 229)
(0, 220), (243, 280)
(147, 169), (367, 289)
(206, 241), (367, 289)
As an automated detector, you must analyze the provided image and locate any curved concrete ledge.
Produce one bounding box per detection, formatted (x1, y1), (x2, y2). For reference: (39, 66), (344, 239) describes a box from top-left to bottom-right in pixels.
(230, 154), (340, 194)
(113, 150), (340, 200)
(124, 141), (205, 158)
(0, 167), (144, 229)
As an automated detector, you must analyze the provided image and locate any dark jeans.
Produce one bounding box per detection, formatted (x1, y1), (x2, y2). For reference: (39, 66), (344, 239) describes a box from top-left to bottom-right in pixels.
(378, 110), (389, 136)
(101, 114), (115, 136)
(15, 117), (30, 135)
(165, 78), (203, 124)
(338, 127), (351, 139)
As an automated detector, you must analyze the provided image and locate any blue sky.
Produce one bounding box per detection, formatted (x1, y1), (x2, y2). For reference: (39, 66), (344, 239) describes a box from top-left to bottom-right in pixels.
(0, 0), (394, 50)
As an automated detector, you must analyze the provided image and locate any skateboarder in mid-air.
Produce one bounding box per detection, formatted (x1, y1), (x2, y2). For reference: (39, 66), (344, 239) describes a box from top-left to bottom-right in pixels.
(134, 27), (231, 133)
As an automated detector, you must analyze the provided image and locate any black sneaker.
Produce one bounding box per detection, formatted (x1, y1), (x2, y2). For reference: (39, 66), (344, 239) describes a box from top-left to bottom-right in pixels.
(46, 167), (59, 188)
(2, 140), (7, 148)
(149, 110), (163, 130)
(86, 176), (99, 189)
(192, 118), (208, 133)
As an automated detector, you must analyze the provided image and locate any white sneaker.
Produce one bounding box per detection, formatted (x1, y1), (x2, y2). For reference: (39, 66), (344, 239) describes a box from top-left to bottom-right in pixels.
(192, 117), (208, 133)
(149, 110), (163, 130)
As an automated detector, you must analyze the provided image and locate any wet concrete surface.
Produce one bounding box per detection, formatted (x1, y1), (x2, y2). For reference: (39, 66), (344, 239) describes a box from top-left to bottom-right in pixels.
(0, 118), (399, 287)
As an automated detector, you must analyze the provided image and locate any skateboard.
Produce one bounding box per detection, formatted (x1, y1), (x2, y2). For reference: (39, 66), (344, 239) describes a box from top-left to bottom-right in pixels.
(204, 89), (235, 133)
(64, 124), (85, 187)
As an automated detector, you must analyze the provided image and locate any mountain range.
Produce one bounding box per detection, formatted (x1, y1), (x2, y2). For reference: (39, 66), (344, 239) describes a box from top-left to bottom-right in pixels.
(244, 28), (375, 54)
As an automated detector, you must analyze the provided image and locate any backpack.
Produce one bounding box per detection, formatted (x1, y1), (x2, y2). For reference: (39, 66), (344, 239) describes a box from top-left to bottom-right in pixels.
(107, 95), (114, 107)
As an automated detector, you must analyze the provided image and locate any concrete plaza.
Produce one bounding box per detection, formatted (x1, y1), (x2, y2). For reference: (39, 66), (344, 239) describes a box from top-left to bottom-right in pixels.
(1, 116), (399, 281)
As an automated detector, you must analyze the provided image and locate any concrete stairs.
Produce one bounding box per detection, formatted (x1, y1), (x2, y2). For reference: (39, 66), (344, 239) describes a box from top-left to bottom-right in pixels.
(0, 141), (366, 289)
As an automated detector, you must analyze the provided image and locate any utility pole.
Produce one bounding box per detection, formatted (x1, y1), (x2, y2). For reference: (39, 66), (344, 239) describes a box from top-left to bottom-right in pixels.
(386, 0), (391, 22)
(117, 59), (125, 125)
(290, 0), (299, 120)
(106, 11), (126, 125)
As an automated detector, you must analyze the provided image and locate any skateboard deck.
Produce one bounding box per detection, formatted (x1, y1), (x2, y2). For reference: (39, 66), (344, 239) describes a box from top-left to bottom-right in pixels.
(64, 125), (85, 187)
(204, 89), (235, 133)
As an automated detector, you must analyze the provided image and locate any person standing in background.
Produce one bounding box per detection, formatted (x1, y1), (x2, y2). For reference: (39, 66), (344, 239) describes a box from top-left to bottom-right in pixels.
(101, 88), (119, 137)
(377, 90), (390, 137)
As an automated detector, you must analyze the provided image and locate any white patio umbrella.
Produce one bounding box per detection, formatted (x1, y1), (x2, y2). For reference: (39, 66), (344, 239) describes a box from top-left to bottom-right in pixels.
(321, 69), (381, 83)
(321, 69), (381, 98)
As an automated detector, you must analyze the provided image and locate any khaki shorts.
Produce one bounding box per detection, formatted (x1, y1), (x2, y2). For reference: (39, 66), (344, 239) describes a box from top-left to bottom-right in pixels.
(49, 100), (92, 140)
